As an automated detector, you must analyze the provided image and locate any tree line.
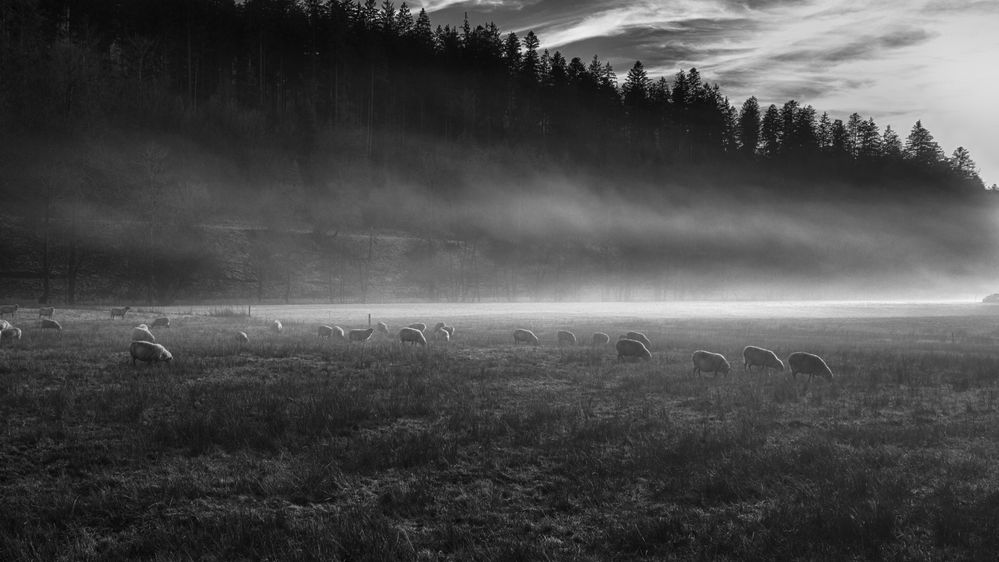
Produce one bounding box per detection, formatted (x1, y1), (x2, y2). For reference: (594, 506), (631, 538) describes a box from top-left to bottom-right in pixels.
(0, 0), (986, 192)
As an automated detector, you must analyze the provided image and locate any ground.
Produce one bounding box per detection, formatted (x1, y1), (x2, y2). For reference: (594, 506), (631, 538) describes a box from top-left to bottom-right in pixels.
(2, 302), (999, 560)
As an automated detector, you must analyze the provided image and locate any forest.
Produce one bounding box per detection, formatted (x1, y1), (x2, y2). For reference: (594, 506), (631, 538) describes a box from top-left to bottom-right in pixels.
(0, 0), (995, 304)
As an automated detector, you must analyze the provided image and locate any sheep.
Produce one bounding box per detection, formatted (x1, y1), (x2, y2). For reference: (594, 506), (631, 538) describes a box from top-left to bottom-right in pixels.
(110, 306), (131, 319)
(433, 322), (455, 338)
(349, 328), (375, 342)
(513, 328), (540, 346)
(41, 318), (62, 330)
(592, 332), (610, 346)
(557, 330), (577, 346)
(151, 317), (170, 328)
(376, 321), (390, 335)
(331, 326), (346, 339)
(788, 352), (834, 382)
(431, 326), (450, 342)
(0, 319), (10, 331)
(400, 327), (428, 346)
(408, 322), (428, 332)
(1, 327), (22, 342)
(0, 304), (19, 318)
(236, 331), (249, 343)
(132, 324), (156, 343)
(318, 325), (335, 339)
(691, 350), (731, 376)
(271, 320), (283, 333)
(129, 340), (173, 365)
(743, 345), (784, 373)
(38, 306), (54, 318)
(616, 338), (652, 361)
(621, 331), (652, 349)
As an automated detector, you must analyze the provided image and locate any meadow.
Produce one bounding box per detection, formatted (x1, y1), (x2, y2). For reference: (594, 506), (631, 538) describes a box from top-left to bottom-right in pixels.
(2, 303), (999, 560)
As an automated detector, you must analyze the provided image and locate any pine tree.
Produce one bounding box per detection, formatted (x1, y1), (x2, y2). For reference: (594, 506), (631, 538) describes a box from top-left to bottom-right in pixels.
(760, 104), (781, 157)
(738, 96), (760, 156)
(904, 120), (942, 165)
(502, 32), (521, 73)
(857, 117), (881, 159)
(830, 119), (850, 156)
(567, 57), (587, 85)
(379, 1), (396, 33)
(521, 31), (539, 80)
(949, 146), (978, 178)
(395, 2), (413, 36)
(882, 125), (902, 159)
(622, 61), (650, 108)
(817, 112), (832, 150)
(846, 112), (862, 157)
(413, 8), (433, 50)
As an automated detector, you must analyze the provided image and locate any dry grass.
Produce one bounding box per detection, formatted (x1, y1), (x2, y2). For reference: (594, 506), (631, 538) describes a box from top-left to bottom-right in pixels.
(2, 307), (999, 560)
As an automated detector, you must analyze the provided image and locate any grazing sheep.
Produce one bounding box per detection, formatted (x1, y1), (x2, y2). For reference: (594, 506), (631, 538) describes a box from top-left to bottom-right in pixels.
(788, 352), (834, 382)
(513, 328), (540, 346)
(376, 322), (390, 335)
(743, 345), (784, 372)
(399, 327), (428, 346)
(0, 319), (10, 331)
(110, 306), (131, 319)
(431, 326), (450, 342)
(41, 318), (62, 330)
(616, 338), (652, 362)
(433, 322), (455, 338)
(1, 327), (22, 342)
(620, 331), (652, 349)
(349, 328), (375, 342)
(557, 330), (577, 346)
(408, 322), (428, 332)
(331, 326), (346, 339)
(151, 317), (170, 328)
(592, 332), (610, 346)
(318, 325), (335, 339)
(271, 320), (283, 333)
(129, 341), (173, 365)
(691, 350), (731, 376)
(132, 324), (156, 343)
(236, 331), (249, 343)
(38, 306), (54, 318)
(0, 304), (19, 318)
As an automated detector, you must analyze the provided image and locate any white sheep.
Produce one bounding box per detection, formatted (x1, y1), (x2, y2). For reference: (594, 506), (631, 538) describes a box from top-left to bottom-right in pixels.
(40, 318), (62, 330)
(0, 304), (19, 318)
(376, 322), (390, 335)
(1, 327), (22, 342)
(349, 328), (374, 342)
(38, 306), (54, 318)
(691, 350), (731, 376)
(0, 319), (10, 331)
(433, 322), (455, 338)
(318, 325), (335, 339)
(557, 330), (577, 346)
(236, 331), (249, 343)
(271, 320), (283, 333)
(110, 306), (131, 319)
(513, 328), (540, 346)
(788, 352), (834, 381)
(331, 326), (346, 339)
(592, 332), (610, 346)
(621, 331), (652, 349)
(399, 327), (428, 346)
(132, 324), (156, 343)
(616, 338), (652, 361)
(130, 340), (173, 365)
(431, 326), (450, 342)
(151, 317), (170, 328)
(408, 322), (428, 332)
(743, 346), (784, 373)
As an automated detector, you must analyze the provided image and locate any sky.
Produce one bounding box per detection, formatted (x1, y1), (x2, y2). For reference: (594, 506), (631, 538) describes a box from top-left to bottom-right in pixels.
(417, 0), (999, 185)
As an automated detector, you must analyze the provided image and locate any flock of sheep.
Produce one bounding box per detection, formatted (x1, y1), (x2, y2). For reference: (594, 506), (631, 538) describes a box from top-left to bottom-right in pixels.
(0, 304), (834, 381)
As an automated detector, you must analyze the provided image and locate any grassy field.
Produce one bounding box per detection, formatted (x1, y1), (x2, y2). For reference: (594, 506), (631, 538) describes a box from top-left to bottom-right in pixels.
(3, 304), (999, 560)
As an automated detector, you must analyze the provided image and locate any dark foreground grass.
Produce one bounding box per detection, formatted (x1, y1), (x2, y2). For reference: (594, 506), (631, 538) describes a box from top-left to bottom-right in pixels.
(3, 310), (999, 560)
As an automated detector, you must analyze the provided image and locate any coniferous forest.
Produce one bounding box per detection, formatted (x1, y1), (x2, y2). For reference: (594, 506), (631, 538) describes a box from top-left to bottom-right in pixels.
(1, 0), (995, 304)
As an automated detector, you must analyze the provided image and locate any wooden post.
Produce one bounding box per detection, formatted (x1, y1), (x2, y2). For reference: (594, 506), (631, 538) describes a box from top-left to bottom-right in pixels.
(368, 313), (371, 327)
